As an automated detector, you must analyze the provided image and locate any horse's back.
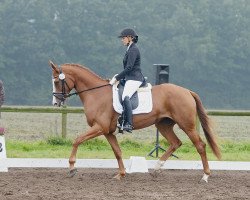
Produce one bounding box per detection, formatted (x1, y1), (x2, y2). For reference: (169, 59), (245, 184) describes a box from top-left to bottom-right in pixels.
(151, 83), (197, 120)
(152, 83), (195, 103)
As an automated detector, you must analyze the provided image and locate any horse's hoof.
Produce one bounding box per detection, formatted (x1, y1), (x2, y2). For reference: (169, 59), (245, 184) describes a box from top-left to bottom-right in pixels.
(150, 169), (161, 178)
(113, 173), (125, 180)
(68, 168), (78, 178)
(199, 173), (209, 183)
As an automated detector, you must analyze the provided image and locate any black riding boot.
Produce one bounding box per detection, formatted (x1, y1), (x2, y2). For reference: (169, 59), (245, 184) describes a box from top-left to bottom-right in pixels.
(123, 96), (133, 133)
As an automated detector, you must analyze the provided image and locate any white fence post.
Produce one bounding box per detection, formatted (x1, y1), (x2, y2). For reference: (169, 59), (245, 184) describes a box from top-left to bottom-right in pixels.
(0, 128), (8, 172)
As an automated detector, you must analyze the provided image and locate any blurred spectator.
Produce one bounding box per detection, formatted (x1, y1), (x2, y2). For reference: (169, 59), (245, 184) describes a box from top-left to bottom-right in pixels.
(0, 80), (5, 118)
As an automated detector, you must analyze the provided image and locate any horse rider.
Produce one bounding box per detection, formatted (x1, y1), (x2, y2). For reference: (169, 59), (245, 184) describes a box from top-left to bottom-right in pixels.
(109, 28), (145, 133)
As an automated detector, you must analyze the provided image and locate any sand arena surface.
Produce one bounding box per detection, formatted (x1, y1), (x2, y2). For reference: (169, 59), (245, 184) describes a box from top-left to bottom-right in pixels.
(0, 168), (249, 200)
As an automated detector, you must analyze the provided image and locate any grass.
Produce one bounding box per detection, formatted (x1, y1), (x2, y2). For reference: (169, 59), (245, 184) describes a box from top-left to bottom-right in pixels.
(6, 136), (250, 161)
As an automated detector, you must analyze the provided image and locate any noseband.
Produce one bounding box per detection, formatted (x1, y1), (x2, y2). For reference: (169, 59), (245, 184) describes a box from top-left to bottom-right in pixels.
(53, 66), (110, 102)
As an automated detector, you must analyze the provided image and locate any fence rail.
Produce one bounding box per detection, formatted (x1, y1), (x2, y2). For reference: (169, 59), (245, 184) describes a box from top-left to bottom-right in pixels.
(0, 106), (83, 138)
(1, 106), (250, 138)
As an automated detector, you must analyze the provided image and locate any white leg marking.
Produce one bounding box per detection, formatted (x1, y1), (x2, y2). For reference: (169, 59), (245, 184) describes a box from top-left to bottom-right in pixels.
(154, 160), (166, 170)
(201, 173), (209, 183)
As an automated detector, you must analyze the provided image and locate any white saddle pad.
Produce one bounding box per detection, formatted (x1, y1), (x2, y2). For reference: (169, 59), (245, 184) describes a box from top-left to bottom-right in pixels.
(112, 82), (153, 115)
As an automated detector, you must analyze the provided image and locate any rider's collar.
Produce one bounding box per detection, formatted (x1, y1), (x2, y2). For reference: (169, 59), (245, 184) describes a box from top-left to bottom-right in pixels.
(126, 42), (133, 51)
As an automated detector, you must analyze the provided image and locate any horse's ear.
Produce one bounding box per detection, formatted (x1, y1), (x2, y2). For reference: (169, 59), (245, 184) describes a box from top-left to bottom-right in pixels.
(49, 60), (59, 72)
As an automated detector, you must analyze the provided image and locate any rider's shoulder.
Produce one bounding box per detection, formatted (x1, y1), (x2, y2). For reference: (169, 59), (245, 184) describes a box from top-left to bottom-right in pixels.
(128, 44), (139, 53)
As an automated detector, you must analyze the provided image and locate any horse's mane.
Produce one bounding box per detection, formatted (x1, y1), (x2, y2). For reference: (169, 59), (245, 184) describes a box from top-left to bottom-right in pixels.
(63, 63), (108, 81)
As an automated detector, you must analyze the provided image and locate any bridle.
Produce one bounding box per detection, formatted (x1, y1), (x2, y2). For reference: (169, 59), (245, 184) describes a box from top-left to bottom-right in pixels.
(52, 66), (110, 103)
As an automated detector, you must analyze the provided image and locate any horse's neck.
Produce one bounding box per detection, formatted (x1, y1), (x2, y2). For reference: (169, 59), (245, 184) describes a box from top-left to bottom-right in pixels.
(71, 67), (112, 125)
(69, 65), (110, 105)
(72, 67), (106, 91)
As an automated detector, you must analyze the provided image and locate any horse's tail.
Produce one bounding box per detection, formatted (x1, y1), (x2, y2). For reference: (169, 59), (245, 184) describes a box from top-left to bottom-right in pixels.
(190, 91), (221, 160)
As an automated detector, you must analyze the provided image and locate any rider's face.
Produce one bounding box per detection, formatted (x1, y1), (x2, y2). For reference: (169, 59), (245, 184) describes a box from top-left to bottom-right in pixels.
(121, 36), (130, 46)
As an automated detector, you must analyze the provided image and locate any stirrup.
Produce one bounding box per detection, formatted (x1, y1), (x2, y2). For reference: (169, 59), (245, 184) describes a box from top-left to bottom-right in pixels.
(123, 124), (133, 133)
(117, 114), (126, 133)
(117, 124), (124, 133)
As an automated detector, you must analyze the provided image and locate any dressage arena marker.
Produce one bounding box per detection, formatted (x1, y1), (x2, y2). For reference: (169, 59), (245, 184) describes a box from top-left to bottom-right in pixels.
(0, 129), (8, 172)
(4, 158), (250, 171)
(126, 156), (148, 173)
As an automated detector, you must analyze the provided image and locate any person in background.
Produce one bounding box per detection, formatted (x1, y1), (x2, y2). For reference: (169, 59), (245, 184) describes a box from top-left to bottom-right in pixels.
(0, 80), (4, 106)
(0, 80), (5, 119)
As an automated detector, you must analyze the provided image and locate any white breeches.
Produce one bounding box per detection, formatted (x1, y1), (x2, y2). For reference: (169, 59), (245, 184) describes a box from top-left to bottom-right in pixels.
(122, 80), (142, 101)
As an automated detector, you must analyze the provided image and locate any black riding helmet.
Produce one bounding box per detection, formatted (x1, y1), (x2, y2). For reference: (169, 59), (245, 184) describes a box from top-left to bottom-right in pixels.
(118, 28), (138, 43)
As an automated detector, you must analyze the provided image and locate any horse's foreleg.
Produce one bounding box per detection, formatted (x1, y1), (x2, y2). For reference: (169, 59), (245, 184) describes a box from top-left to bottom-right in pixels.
(105, 133), (125, 180)
(68, 124), (103, 176)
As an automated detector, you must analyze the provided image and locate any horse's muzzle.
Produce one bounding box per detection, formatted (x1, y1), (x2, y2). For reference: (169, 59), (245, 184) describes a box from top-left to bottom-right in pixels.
(53, 93), (66, 107)
(53, 101), (64, 107)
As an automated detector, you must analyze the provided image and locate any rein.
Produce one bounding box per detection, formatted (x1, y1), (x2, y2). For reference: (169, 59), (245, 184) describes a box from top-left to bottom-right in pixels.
(67, 83), (111, 97)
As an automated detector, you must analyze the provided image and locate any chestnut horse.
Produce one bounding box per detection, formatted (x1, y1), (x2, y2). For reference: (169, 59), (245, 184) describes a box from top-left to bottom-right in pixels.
(49, 61), (221, 182)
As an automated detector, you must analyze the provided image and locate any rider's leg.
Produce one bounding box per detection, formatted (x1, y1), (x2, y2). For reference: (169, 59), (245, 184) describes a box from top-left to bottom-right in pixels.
(121, 80), (142, 132)
(123, 96), (133, 132)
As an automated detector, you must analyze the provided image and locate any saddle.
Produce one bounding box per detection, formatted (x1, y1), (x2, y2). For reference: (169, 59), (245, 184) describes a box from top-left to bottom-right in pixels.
(117, 79), (146, 110)
(112, 79), (153, 115)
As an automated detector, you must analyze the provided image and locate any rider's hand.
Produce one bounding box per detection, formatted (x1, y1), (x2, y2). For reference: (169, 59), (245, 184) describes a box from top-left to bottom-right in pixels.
(109, 74), (118, 85)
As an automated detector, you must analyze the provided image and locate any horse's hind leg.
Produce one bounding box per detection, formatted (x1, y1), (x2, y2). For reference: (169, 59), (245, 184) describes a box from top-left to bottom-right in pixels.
(183, 128), (210, 182)
(154, 119), (182, 171)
